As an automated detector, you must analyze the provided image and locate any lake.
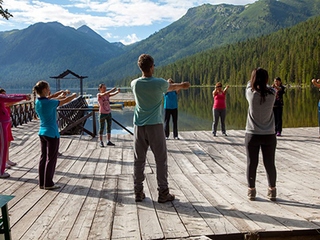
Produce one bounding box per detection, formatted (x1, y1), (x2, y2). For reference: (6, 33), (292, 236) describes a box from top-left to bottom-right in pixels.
(77, 86), (320, 135)
(6, 86), (320, 134)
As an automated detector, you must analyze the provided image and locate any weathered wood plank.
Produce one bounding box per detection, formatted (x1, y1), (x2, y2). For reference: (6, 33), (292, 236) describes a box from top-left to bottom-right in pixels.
(2, 122), (320, 240)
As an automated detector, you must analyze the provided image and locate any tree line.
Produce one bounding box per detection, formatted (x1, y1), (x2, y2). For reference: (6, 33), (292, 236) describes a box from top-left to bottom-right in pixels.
(123, 15), (320, 87)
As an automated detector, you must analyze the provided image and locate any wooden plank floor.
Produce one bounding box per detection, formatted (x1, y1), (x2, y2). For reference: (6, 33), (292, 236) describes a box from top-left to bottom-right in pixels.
(1, 120), (320, 239)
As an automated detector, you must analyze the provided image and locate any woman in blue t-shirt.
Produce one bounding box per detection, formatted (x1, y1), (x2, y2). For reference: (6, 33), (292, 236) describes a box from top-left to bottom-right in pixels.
(33, 81), (76, 190)
(163, 78), (180, 140)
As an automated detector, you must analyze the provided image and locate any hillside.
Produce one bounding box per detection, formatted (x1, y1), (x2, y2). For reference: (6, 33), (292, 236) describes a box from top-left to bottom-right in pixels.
(92, 0), (320, 86)
(0, 0), (320, 89)
(153, 15), (320, 87)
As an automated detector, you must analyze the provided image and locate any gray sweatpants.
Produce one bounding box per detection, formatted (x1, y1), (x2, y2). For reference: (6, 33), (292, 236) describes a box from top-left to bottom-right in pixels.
(133, 124), (168, 193)
(212, 108), (226, 134)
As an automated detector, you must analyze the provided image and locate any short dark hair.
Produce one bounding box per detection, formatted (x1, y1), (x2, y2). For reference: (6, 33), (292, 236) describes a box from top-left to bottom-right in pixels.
(0, 88), (6, 94)
(275, 77), (281, 82)
(137, 54), (154, 72)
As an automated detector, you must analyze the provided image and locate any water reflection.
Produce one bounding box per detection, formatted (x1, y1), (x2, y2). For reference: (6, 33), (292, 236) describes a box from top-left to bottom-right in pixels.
(178, 86), (319, 130)
(8, 86), (319, 132)
(84, 86), (319, 133)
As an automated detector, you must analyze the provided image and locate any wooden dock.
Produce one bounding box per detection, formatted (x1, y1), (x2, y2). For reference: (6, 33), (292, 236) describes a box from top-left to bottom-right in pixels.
(1, 120), (320, 240)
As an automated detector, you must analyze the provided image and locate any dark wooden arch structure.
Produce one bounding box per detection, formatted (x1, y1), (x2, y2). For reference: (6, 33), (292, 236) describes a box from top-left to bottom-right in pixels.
(50, 69), (88, 96)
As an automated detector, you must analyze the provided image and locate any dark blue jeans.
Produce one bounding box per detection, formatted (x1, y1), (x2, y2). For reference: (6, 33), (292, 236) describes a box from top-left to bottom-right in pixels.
(273, 107), (283, 134)
(164, 108), (178, 138)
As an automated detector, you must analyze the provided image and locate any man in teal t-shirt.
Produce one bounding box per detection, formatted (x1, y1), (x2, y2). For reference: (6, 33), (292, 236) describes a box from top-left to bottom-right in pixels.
(131, 54), (190, 203)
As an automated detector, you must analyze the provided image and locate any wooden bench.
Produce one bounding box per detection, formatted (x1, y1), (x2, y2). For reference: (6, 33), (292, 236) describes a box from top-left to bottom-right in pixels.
(0, 195), (14, 240)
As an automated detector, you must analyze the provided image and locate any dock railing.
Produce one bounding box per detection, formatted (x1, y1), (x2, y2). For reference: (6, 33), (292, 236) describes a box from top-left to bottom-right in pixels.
(57, 96), (133, 137)
(10, 100), (36, 127)
(9, 97), (133, 137)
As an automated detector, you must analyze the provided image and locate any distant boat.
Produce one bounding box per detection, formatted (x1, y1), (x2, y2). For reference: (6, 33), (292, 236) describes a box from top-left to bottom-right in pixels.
(82, 94), (124, 109)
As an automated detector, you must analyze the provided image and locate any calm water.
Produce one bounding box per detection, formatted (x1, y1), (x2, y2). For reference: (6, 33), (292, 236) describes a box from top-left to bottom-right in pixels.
(7, 86), (320, 133)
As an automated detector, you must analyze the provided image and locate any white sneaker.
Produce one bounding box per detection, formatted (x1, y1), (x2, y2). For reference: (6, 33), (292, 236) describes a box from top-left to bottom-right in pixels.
(0, 172), (10, 178)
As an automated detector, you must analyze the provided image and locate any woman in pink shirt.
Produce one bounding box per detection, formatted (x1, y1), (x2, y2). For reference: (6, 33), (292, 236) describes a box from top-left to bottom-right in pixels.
(212, 82), (229, 136)
(0, 91), (31, 178)
(97, 84), (120, 147)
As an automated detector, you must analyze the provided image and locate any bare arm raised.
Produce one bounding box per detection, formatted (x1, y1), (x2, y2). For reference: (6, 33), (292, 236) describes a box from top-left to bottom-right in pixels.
(58, 93), (77, 106)
(167, 82), (190, 92)
(312, 79), (320, 88)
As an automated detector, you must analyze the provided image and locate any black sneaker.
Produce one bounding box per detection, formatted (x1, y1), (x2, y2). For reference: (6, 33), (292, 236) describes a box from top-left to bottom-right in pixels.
(44, 184), (60, 190)
(135, 192), (146, 202)
(107, 141), (115, 146)
(158, 188), (175, 203)
(99, 141), (104, 147)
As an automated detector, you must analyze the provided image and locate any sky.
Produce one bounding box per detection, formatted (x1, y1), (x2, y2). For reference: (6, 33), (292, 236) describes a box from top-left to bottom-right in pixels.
(0, 0), (257, 45)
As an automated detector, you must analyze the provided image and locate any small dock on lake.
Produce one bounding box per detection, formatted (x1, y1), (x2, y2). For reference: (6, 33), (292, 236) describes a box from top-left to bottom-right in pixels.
(1, 121), (320, 240)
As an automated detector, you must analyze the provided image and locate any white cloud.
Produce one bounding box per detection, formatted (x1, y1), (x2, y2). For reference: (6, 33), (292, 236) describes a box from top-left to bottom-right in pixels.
(0, 0), (257, 43)
(120, 33), (140, 45)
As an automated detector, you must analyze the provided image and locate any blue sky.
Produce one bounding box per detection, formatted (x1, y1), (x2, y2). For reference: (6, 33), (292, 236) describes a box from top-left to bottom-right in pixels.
(0, 0), (257, 45)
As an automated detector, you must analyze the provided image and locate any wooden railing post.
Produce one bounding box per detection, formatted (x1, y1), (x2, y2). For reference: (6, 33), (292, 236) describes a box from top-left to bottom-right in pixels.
(10, 100), (36, 128)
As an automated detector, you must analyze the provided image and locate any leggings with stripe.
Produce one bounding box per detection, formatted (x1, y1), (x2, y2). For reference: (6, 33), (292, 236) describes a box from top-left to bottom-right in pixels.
(0, 121), (10, 174)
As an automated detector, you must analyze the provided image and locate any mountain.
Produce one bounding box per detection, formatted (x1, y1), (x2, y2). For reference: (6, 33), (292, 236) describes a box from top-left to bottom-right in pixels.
(0, 22), (124, 88)
(1, 0), (320, 89)
(89, 0), (320, 85)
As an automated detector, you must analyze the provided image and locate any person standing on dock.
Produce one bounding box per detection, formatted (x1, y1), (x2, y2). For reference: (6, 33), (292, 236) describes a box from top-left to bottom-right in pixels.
(312, 78), (320, 138)
(131, 54), (190, 203)
(0, 88), (19, 169)
(164, 78), (180, 140)
(272, 77), (286, 136)
(97, 83), (120, 147)
(212, 82), (229, 136)
(245, 68), (277, 201)
(0, 91), (31, 178)
(33, 81), (77, 190)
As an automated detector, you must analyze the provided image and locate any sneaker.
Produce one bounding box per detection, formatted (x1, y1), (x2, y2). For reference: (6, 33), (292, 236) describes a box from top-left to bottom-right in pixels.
(44, 185), (61, 190)
(0, 172), (10, 178)
(224, 133), (228, 136)
(158, 188), (175, 203)
(5, 164), (11, 169)
(174, 137), (180, 140)
(276, 132), (281, 136)
(135, 192), (146, 202)
(99, 141), (104, 147)
(107, 141), (115, 146)
(7, 160), (17, 166)
(267, 188), (277, 201)
(213, 132), (216, 137)
(247, 188), (256, 201)
(39, 186), (44, 189)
